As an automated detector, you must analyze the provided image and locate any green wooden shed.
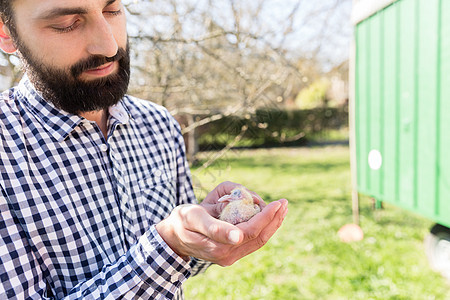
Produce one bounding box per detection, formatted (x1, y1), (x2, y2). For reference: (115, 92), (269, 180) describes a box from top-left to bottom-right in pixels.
(350, 0), (450, 279)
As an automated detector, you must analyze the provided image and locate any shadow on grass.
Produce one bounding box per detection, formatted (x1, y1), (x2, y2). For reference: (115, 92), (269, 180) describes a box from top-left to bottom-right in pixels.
(193, 157), (350, 175)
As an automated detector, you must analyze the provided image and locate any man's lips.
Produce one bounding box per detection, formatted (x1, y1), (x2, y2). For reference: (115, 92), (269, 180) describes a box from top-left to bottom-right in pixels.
(83, 62), (117, 77)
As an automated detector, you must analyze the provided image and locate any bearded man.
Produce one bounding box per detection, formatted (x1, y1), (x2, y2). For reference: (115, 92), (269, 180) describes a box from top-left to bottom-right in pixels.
(0, 0), (288, 299)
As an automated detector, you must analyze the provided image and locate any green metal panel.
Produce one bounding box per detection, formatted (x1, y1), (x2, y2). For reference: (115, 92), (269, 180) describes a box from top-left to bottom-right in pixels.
(416, 0), (439, 219)
(354, 0), (450, 228)
(368, 14), (382, 199)
(397, 0), (415, 209)
(355, 22), (369, 194)
(381, 3), (399, 206)
(439, 0), (450, 226)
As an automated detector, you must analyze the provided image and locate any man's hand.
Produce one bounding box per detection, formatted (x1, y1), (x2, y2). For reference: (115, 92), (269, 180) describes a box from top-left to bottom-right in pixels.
(155, 182), (288, 266)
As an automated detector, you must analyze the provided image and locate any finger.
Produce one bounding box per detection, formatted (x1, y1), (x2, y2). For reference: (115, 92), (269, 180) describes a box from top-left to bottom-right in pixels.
(214, 181), (241, 197)
(255, 199), (288, 246)
(251, 191), (264, 202)
(223, 199), (288, 262)
(181, 205), (243, 245)
(237, 199), (283, 240)
(249, 191), (263, 203)
(250, 192), (266, 209)
(199, 201), (227, 218)
(201, 181), (240, 205)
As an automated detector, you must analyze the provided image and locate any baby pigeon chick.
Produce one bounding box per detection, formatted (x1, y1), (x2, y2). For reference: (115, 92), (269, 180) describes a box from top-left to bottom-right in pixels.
(218, 187), (261, 225)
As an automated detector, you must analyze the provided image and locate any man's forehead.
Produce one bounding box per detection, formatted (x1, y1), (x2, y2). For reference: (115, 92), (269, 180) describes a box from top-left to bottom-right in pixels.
(13, 0), (118, 19)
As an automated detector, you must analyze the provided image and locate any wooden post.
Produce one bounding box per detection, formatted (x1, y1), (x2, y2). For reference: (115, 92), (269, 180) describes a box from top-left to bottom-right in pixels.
(186, 114), (198, 163)
(349, 4), (360, 225)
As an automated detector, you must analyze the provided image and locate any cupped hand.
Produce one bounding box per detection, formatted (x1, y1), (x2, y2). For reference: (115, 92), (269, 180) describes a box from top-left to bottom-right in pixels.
(155, 182), (288, 266)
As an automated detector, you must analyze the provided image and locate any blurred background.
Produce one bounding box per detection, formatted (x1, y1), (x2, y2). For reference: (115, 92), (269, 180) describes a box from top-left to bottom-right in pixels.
(0, 0), (352, 161)
(2, 0), (449, 298)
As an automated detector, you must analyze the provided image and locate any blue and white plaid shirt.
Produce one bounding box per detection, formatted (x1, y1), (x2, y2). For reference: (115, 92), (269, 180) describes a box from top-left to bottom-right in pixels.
(0, 76), (211, 299)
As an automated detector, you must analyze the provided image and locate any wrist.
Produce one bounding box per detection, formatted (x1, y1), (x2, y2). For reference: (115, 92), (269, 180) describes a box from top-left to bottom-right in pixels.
(155, 220), (190, 261)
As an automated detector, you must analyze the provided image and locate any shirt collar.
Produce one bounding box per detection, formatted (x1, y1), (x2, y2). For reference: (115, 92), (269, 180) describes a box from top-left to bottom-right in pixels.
(109, 101), (132, 125)
(17, 75), (132, 142)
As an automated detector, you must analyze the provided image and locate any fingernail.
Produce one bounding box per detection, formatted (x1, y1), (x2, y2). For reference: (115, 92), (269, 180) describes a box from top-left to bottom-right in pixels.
(272, 201), (282, 210)
(228, 230), (241, 244)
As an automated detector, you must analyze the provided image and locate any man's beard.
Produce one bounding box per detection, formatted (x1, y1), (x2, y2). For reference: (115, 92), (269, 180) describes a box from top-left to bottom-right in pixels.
(16, 40), (130, 115)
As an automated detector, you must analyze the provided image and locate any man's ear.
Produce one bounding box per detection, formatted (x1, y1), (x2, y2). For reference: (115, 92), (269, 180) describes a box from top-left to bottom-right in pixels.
(0, 22), (17, 54)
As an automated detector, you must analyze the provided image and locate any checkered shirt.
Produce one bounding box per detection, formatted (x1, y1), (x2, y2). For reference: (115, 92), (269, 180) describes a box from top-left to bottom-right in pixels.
(0, 76), (211, 299)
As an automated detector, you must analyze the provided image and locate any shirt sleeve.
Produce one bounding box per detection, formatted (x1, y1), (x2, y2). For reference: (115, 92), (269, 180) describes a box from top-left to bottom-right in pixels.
(0, 189), (192, 300)
(68, 225), (192, 299)
(171, 116), (213, 276)
(0, 186), (50, 299)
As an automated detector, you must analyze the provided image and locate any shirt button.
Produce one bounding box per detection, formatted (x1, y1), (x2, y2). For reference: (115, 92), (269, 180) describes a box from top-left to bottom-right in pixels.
(154, 169), (162, 177)
(171, 274), (180, 283)
(100, 144), (108, 152)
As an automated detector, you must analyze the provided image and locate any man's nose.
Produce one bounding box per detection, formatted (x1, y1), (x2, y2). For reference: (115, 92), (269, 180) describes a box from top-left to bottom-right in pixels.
(86, 15), (119, 58)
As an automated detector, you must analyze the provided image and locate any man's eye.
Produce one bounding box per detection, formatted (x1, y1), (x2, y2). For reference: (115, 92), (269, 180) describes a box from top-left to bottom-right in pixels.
(106, 9), (122, 16)
(52, 21), (80, 33)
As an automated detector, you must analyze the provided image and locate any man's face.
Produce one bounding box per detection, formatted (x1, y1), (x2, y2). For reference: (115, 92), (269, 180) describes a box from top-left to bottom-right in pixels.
(10, 0), (130, 114)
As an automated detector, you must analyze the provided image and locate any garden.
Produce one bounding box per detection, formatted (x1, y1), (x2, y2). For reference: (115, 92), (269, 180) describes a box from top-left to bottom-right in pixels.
(184, 145), (450, 299)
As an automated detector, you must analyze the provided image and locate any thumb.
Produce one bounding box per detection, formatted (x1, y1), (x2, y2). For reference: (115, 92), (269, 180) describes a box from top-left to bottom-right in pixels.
(183, 205), (243, 245)
(199, 201), (228, 218)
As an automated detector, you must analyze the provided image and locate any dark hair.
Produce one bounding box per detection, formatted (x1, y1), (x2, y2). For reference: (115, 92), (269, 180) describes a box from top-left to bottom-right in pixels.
(0, 1), (17, 38)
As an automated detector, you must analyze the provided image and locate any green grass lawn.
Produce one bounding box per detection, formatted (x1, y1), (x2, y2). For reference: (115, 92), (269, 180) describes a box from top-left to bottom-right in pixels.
(184, 145), (450, 299)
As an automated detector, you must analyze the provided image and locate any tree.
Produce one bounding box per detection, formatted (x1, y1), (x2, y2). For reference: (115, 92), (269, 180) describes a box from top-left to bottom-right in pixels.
(0, 0), (352, 162)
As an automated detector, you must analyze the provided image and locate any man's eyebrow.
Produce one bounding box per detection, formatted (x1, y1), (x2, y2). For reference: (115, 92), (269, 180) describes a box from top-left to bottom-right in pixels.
(36, 7), (88, 20)
(35, 0), (119, 21)
(105, 0), (117, 7)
